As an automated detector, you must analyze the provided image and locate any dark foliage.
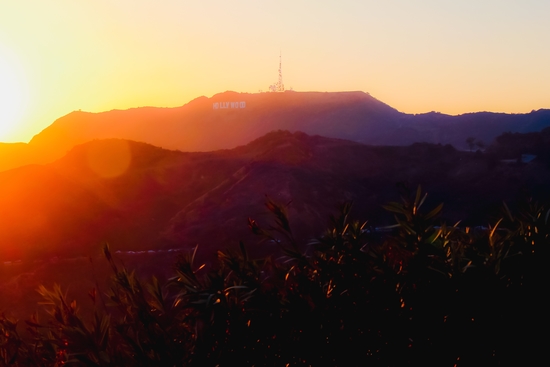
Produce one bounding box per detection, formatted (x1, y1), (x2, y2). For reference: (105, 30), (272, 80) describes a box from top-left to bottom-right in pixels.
(0, 187), (546, 366)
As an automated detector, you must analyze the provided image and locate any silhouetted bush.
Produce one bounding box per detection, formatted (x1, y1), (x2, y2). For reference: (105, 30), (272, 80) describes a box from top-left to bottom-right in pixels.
(0, 187), (546, 366)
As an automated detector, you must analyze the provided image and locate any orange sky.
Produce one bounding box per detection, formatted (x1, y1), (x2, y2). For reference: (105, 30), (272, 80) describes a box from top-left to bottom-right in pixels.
(0, 0), (549, 143)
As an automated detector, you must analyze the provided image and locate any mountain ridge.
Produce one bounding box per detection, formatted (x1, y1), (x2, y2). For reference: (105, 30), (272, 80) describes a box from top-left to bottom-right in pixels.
(0, 91), (549, 173)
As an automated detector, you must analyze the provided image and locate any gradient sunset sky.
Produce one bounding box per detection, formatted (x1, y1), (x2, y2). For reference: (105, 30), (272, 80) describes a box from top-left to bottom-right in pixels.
(0, 0), (549, 142)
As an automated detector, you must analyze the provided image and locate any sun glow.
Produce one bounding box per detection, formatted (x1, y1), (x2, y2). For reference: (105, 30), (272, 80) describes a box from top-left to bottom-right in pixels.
(0, 45), (29, 142)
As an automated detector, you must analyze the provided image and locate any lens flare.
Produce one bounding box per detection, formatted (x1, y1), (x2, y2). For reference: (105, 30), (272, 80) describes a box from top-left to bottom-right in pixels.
(86, 139), (132, 178)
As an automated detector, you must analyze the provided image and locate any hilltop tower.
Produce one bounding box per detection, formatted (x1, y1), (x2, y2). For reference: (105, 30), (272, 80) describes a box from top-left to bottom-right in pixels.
(269, 52), (285, 92)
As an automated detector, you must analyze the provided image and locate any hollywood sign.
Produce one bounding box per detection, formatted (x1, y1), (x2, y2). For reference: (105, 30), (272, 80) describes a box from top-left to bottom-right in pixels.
(213, 101), (246, 109)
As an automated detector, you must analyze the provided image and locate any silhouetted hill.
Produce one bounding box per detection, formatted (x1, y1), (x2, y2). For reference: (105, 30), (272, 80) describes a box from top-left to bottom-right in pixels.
(1, 131), (549, 264)
(486, 126), (550, 164)
(162, 131), (550, 252)
(409, 109), (550, 148)
(1, 91), (548, 172)
(28, 91), (402, 153)
(0, 139), (248, 260)
(2, 131), (550, 322)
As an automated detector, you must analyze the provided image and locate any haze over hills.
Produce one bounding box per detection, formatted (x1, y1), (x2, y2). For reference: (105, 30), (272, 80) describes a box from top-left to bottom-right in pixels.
(1, 91), (549, 172)
(1, 129), (549, 322)
(1, 131), (549, 264)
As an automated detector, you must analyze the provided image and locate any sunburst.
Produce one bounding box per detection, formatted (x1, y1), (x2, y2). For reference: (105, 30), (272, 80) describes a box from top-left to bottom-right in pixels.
(0, 45), (28, 142)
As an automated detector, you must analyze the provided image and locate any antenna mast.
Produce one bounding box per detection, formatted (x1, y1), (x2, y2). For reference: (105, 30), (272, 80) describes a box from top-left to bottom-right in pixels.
(277, 51), (284, 92)
(269, 52), (285, 92)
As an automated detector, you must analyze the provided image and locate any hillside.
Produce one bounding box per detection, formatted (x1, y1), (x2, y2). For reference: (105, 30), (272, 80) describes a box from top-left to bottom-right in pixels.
(1, 131), (549, 323)
(1, 131), (549, 263)
(1, 91), (549, 172)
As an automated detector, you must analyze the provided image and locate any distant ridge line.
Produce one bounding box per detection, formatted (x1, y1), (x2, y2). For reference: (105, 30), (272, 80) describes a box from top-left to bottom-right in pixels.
(0, 90), (546, 173)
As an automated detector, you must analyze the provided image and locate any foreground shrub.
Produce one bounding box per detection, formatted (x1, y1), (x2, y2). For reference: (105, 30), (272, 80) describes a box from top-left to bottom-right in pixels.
(0, 187), (546, 366)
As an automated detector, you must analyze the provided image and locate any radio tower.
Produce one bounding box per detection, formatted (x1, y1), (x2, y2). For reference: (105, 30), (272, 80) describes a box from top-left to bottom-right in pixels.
(277, 52), (284, 92)
(269, 52), (285, 92)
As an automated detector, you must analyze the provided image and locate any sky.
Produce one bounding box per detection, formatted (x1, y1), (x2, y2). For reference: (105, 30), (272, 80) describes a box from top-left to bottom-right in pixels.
(0, 0), (549, 143)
